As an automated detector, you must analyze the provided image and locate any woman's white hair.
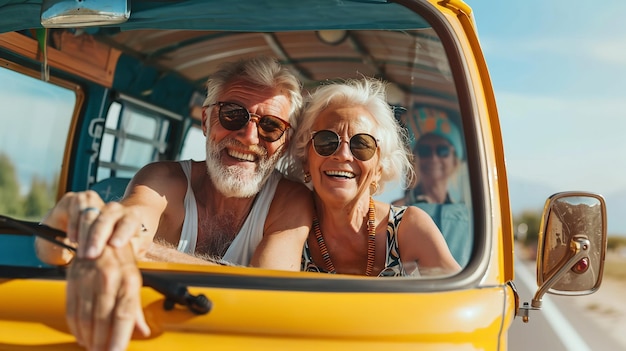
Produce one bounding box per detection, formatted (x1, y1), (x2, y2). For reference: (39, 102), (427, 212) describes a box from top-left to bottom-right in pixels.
(281, 77), (415, 193)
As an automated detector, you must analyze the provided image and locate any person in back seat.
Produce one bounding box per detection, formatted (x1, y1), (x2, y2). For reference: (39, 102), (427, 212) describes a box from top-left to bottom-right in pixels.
(394, 108), (472, 267)
(35, 56), (314, 351)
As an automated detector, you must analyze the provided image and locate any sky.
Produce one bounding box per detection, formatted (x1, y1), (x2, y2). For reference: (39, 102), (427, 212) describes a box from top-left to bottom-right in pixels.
(0, 69), (75, 193)
(469, 0), (626, 196)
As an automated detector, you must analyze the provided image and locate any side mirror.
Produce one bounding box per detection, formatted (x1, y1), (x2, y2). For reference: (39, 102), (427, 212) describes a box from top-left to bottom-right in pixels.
(518, 192), (607, 322)
(536, 192), (607, 296)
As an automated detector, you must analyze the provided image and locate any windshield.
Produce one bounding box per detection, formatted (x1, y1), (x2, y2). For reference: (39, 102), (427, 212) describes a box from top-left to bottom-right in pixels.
(0, 1), (478, 285)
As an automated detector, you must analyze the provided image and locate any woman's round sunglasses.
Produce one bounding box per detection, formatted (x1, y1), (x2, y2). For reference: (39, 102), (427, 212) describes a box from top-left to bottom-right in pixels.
(207, 102), (291, 142)
(311, 130), (379, 161)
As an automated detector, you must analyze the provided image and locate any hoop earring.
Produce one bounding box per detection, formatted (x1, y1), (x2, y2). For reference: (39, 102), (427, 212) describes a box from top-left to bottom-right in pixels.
(370, 181), (379, 195)
(304, 172), (312, 183)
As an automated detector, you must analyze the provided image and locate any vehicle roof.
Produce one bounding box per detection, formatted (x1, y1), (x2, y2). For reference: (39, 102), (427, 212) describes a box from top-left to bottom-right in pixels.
(0, 0), (431, 33)
(0, 0), (461, 114)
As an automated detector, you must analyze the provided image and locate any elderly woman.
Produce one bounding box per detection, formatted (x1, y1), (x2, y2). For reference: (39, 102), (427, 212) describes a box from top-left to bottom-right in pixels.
(282, 78), (460, 277)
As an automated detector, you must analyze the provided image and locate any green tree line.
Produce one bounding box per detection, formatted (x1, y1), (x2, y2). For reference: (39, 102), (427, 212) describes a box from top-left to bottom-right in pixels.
(0, 152), (58, 220)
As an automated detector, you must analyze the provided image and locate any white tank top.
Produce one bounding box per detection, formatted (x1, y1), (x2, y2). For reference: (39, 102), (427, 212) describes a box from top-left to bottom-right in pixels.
(176, 160), (281, 266)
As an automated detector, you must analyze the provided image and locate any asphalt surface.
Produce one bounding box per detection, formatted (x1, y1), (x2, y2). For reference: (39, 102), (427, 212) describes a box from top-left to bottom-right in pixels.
(508, 256), (623, 351)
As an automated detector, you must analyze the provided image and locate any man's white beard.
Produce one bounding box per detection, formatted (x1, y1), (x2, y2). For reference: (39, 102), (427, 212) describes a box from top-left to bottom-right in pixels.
(205, 137), (283, 198)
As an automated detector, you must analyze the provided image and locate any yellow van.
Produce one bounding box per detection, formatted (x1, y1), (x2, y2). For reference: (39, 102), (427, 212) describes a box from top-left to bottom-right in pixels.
(0, 0), (607, 349)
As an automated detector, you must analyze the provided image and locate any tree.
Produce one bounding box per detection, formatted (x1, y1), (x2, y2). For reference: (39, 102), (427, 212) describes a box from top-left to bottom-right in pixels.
(49, 172), (59, 200)
(23, 175), (54, 219)
(0, 152), (22, 216)
(513, 209), (542, 247)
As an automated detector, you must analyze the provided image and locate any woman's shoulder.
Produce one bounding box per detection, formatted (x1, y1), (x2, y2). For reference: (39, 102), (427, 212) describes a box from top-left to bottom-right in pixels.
(392, 204), (439, 231)
(403, 204), (433, 216)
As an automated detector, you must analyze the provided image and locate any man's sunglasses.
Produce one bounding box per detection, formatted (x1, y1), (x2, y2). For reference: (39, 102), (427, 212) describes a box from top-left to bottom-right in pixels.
(207, 102), (291, 142)
(311, 130), (379, 161)
(416, 144), (452, 158)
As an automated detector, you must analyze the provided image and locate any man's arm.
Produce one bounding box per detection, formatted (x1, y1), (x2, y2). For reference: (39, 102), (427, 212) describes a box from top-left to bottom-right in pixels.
(37, 198), (150, 351)
(66, 244), (150, 351)
(34, 161), (186, 351)
(250, 178), (314, 271)
(142, 239), (222, 265)
(34, 162), (172, 265)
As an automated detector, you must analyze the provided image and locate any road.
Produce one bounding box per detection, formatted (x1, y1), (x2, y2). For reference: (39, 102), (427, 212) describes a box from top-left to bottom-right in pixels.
(507, 256), (623, 350)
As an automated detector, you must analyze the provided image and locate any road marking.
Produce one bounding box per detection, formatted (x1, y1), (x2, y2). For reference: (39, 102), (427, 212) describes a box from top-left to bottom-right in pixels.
(515, 258), (591, 351)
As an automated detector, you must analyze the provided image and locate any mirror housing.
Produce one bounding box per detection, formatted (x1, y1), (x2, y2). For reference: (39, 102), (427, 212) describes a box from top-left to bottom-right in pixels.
(41, 0), (130, 28)
(518, 192), (607, 322)
(534, 192), (607, 305)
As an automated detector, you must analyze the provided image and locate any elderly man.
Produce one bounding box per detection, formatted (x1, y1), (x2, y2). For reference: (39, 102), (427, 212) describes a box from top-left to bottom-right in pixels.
(35, 56), (314, 351)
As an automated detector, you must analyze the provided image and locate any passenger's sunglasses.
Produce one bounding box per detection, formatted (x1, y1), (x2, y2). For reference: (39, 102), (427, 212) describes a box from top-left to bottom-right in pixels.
(311, 130), (379, 161)
(416, 144), (452, 158)
(207, 102), (291, 142)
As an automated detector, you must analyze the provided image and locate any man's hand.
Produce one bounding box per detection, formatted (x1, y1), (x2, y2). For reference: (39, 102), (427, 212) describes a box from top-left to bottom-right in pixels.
(35, 191), (151, 265)
(66, 243), (151, 351)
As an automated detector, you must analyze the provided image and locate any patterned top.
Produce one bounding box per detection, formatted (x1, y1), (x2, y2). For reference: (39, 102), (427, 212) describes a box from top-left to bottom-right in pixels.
(301, 205), (411, 277)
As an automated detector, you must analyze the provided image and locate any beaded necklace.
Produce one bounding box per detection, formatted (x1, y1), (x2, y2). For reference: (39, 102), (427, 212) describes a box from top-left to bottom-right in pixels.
(312, 197), (376, 276)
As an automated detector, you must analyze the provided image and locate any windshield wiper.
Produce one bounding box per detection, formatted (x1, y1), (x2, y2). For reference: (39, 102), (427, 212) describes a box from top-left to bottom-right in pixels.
(0, 214), (212, 315)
